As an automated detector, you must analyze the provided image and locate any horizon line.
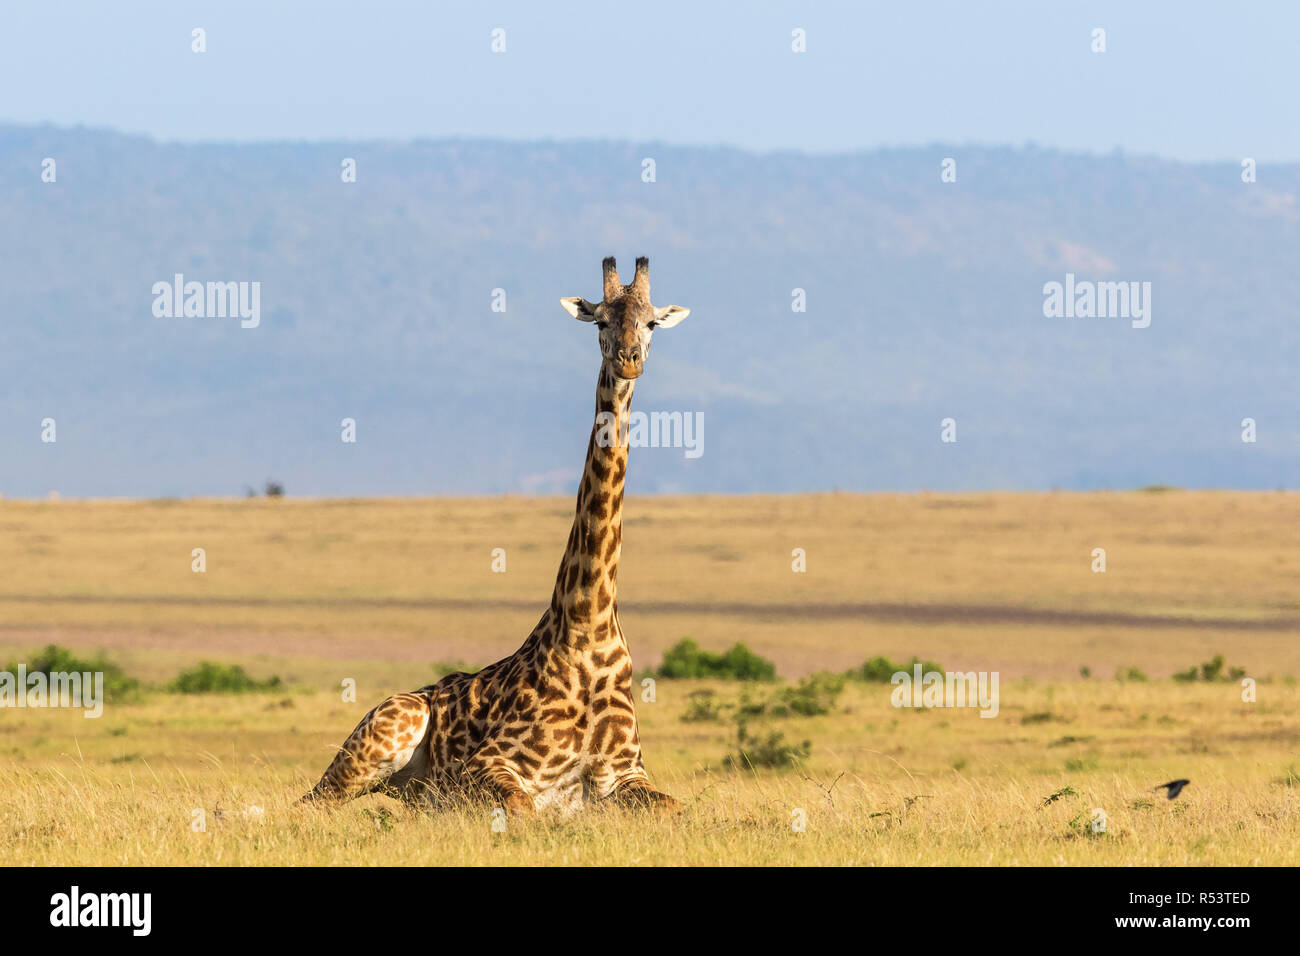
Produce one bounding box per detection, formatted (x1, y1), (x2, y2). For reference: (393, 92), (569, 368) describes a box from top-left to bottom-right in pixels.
(1, 488), (1293, 505)
(1, 120), (1290, 169)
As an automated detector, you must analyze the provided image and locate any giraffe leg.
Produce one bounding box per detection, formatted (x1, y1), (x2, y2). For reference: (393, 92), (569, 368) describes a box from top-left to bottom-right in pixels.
(597, 738), (681, 815)
(609, 775), (680, 815)
(300, 692), (432, 804)
(463, 755), (536, 818)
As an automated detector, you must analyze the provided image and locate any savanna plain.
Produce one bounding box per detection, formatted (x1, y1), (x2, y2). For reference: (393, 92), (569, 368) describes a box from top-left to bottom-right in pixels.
(0, 491), (1297, 865)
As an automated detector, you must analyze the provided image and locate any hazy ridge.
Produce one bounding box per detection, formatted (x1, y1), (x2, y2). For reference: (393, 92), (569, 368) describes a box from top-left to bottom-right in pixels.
(2, 125), (1297, 496)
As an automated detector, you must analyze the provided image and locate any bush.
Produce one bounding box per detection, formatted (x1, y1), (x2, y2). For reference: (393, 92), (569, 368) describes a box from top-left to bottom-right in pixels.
(724, 721), (810, 770)
(653, 638), (777, 681)
(680, 690), (728, 723)
(1115, 665), (1148, 682)
(1172, 654), (1246, 683)
(734, 688), (769, 718)
(844, 654), (943, 683)
(767, 672), (846, 717)
(4, 644), (140, 702)
(723, 672), (849, 723)
(167, 662), (282, 694)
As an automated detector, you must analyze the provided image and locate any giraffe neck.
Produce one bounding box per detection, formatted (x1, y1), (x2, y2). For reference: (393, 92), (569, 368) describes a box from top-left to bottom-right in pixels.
(547, 364), (634, 644)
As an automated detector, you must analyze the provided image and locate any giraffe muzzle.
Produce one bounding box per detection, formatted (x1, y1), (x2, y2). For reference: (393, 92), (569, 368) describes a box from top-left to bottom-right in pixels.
(614, 347), (643, 379)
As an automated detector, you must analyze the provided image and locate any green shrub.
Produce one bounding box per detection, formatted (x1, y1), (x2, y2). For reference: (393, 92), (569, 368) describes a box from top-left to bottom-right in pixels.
(4, 644), (140, 702)
(680, 690), (728, 723)
(167, 662), (282, 694)
(770, 671), (846, 717)
(1115, 665), (1148, 682)
(653, 638), (777, 681)
(844, 654), (943, 683)
(724, 721), (810, 770)
(734, 688), (769, 718)
(1172, 654), (1246, 683)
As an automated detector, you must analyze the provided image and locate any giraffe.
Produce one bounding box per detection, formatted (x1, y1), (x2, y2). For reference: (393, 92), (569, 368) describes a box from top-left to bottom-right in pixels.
(300, 256), (690, 817)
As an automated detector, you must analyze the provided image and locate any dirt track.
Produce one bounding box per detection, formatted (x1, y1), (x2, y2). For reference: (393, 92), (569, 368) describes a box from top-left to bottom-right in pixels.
(1, 592), (1295, 631)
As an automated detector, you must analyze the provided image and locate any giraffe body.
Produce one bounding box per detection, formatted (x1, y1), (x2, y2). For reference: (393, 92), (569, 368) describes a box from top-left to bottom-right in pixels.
(306, 606), (653, 814)
(303, 258), (689, 816)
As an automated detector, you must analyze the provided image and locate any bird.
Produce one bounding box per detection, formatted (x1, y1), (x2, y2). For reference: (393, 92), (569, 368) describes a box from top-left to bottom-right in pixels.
(1155, 779), (1189, 800)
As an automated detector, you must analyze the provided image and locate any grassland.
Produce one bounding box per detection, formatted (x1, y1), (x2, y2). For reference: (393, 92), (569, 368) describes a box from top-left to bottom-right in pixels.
(0, 491), (1297, 865)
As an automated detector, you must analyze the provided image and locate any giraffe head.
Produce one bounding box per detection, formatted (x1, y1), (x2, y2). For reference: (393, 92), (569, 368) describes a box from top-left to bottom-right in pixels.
(560, 257), (690, 380)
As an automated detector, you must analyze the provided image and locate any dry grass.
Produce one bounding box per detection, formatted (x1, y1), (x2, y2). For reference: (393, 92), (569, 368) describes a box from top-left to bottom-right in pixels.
(0, 681), (1296, 865)
(0, 492), (1297, 865)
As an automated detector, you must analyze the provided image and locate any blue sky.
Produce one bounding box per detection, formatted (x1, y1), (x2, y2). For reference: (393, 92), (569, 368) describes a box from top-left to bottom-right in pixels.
(1, 0), (1295, 160)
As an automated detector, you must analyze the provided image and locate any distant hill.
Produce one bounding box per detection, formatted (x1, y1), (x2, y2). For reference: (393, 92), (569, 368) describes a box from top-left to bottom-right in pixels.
(2, 124), (1297, 496)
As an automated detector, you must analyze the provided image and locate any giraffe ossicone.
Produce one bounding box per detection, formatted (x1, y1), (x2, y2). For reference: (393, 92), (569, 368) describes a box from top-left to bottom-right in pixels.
(301, 257), (690, 816)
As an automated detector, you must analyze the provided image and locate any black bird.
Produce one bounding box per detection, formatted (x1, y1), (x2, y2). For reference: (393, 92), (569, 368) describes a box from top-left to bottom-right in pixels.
(1156, 779), (1190, 800)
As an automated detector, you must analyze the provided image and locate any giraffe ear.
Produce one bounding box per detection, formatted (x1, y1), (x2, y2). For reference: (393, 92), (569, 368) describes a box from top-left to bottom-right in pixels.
(651, 304), (690, 329)
(561, 297), (598, 321)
